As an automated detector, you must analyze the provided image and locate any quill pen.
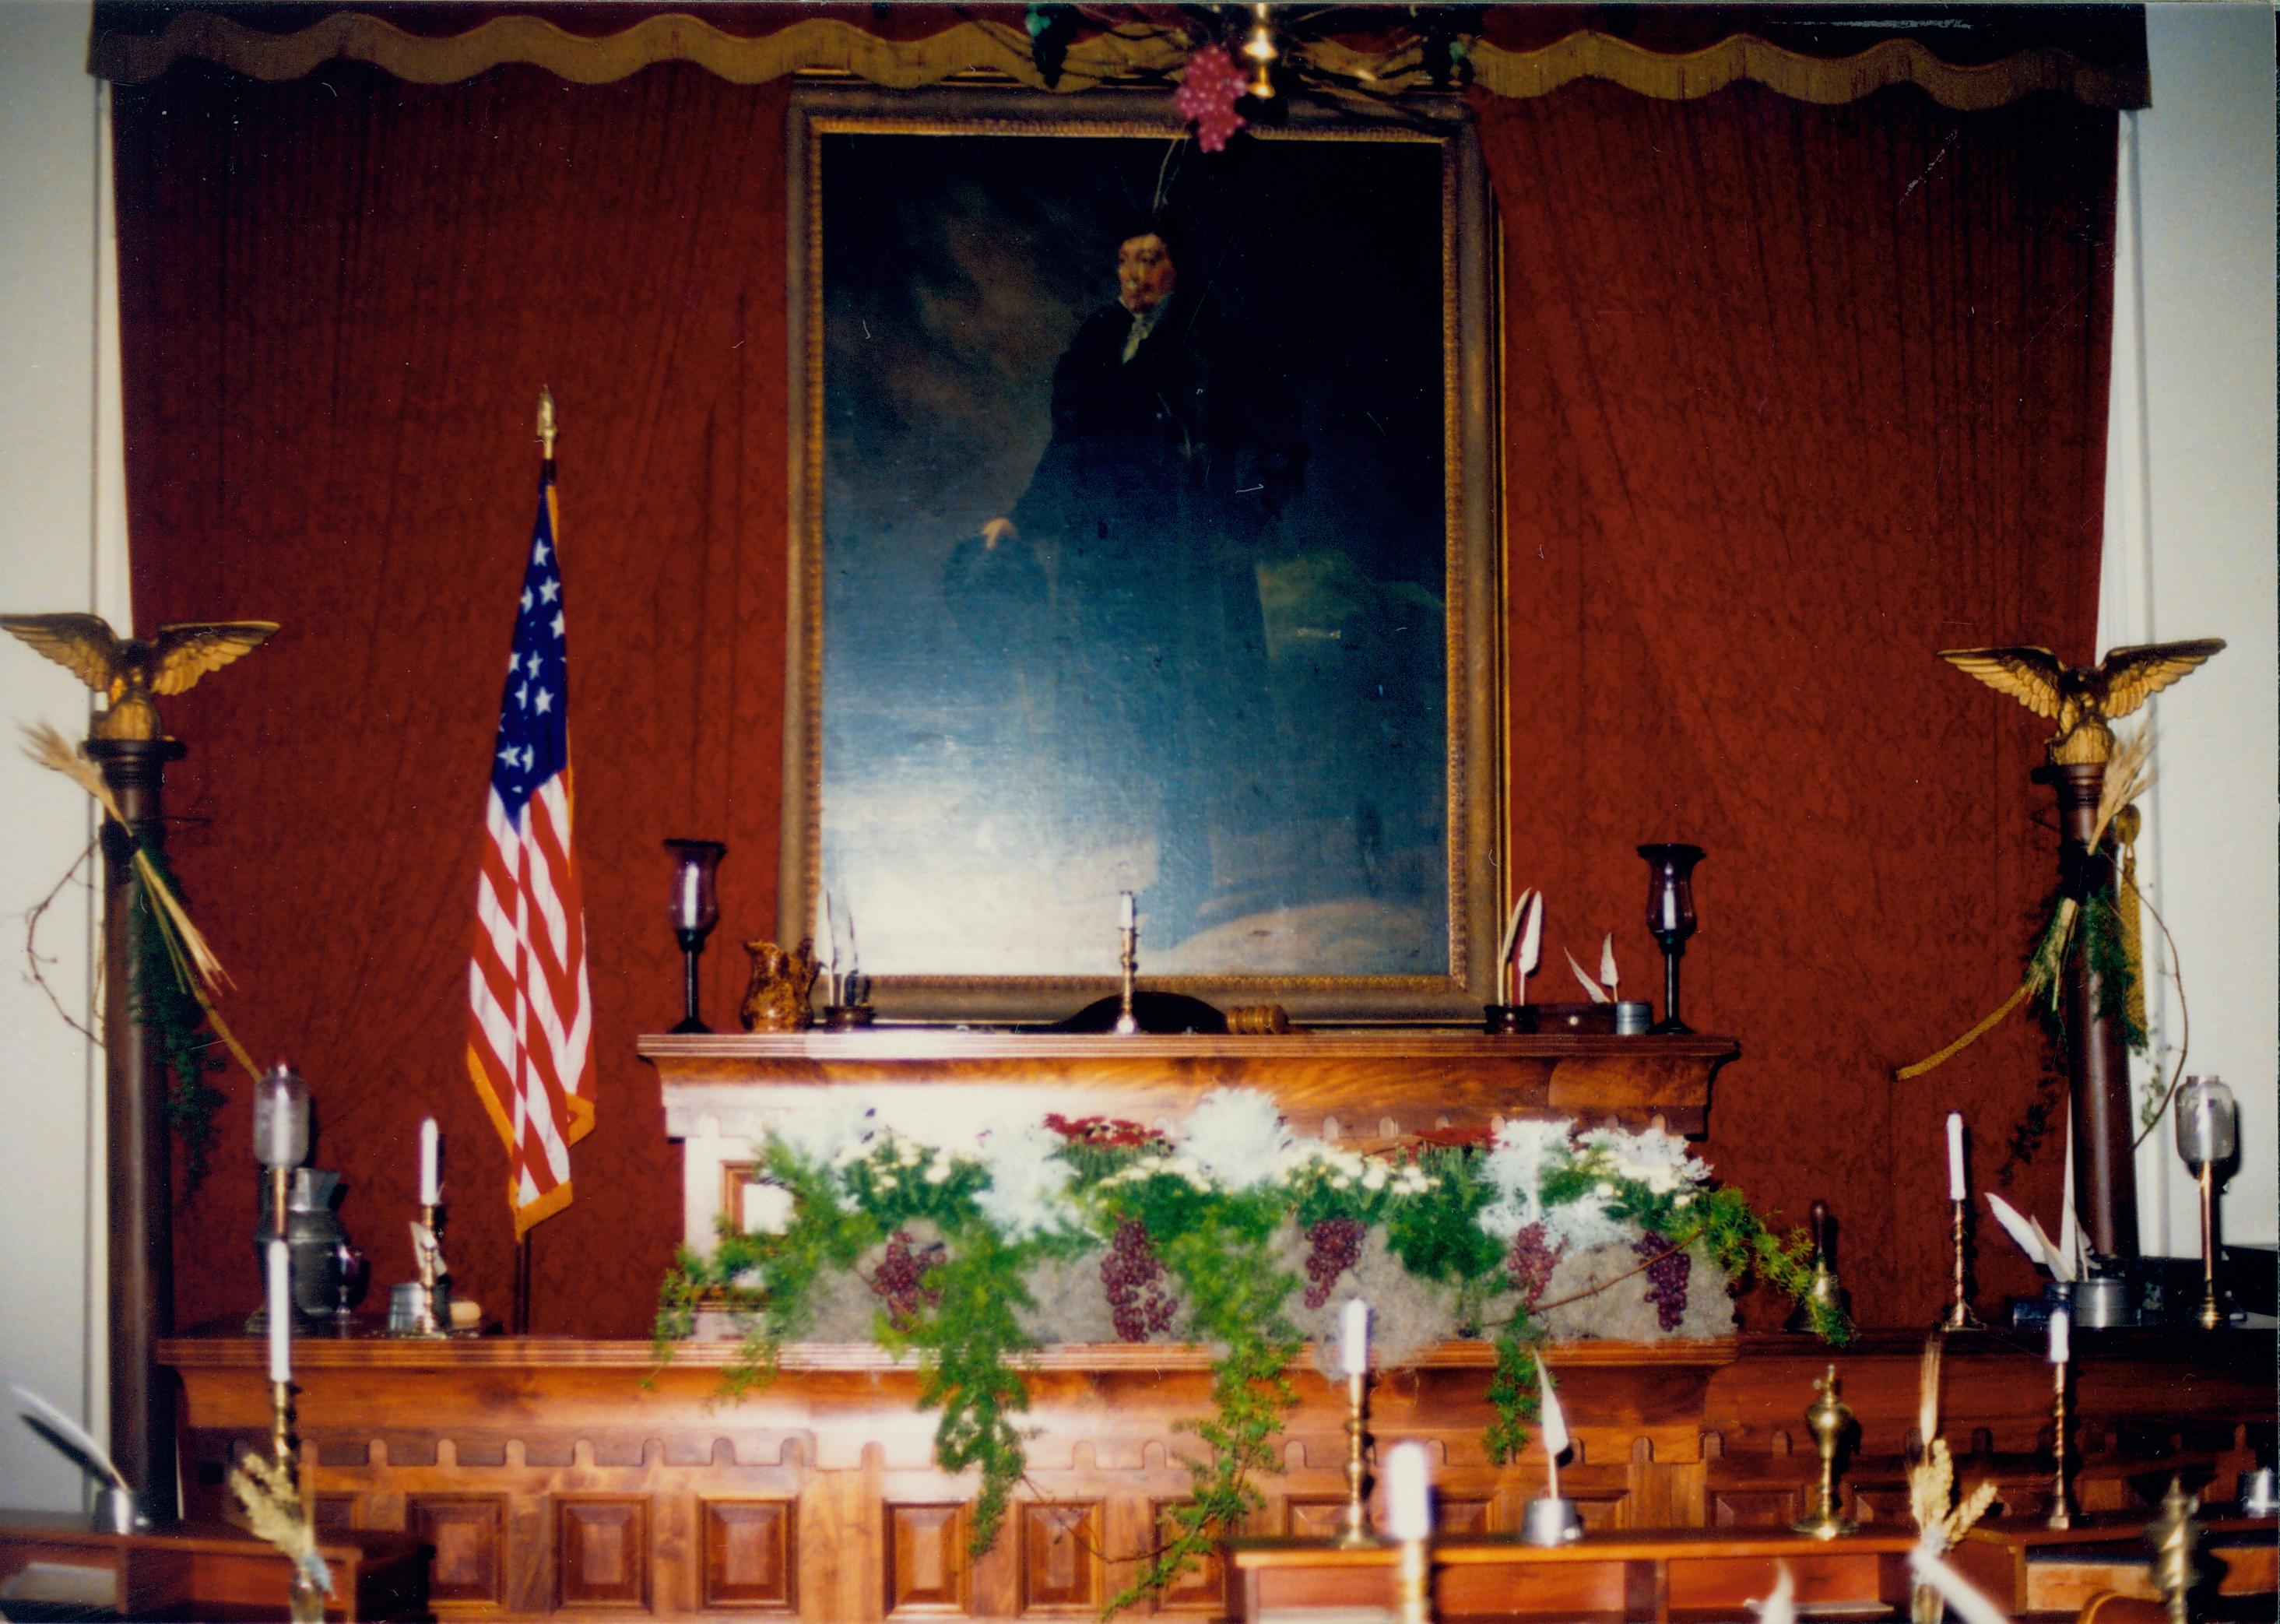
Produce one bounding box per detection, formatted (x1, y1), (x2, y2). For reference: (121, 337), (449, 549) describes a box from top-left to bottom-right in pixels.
(1535, 1352), (1569, 1501)
(12, 1384), (132, 1492)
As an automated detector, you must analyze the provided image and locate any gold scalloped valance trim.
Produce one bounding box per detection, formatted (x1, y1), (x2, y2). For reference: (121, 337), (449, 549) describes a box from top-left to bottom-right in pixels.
(1471, 28), (2146, 111)
(87, 10), (2148, 111)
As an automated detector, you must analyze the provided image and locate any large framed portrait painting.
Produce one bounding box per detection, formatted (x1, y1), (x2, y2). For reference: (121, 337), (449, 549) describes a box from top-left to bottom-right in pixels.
(783, 89), (1498, 1021)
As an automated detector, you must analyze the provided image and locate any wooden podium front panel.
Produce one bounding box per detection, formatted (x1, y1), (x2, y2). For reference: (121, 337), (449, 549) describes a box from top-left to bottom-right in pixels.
(160, 1330), (2275, 1622)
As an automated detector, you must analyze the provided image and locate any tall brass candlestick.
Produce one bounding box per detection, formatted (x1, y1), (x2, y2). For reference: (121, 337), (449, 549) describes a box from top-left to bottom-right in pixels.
(1337, 1370), (1373, 1547)
(1942, 1200), (1982, 1330)
(270, 1376), (296, 1477)
(414, 1202), (447, 1338)
(1113, 921), (1140, 1035)
(1393, 1537), (1430, 1624)
(2196, 1162), (2222, 1330)
(2046, 1359), (2073, 1530)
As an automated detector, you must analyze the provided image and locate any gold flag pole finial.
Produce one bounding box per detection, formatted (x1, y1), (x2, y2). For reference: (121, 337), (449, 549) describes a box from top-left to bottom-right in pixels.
(536, 388), (557, 461)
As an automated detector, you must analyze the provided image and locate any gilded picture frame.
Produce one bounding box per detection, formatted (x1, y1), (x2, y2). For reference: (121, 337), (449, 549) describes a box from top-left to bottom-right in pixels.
(782, 86), (1501, 1023)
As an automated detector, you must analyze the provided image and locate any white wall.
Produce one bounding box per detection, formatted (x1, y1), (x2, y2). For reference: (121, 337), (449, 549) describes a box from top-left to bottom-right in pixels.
(2101, 2), (2279, 1257)
(0, 0), (128, 1513)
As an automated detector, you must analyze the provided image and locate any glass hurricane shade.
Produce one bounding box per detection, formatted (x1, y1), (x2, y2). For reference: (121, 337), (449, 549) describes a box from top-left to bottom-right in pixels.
(666, 838), (726, 939)
(252, 1063), (311, 1169)
(2175, 1076), (2238, 1172)
(1638, 844), (1703, 944)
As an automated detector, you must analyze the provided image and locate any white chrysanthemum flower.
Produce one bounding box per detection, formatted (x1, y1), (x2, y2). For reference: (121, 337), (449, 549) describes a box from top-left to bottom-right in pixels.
(1579, 1123), (1709, 1193)
(972, 1119), (1077, 1242)
(1177, 1088), (1291, 1191)
(1476, 1116), (1576, 1239)
(1544, 1193), (1629, 1254)
(1362, 1165), (1387, 1192)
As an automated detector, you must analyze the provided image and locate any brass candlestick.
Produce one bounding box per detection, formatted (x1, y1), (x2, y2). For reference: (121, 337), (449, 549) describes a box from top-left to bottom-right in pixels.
(2147, 1476), (2201, 1624)
(269, 1376), (297, 1477)
(2046, 1359), (2073, 1529)
(1113, 919), (1140, 1035)
(413, 1202), (449, 1338)
(1393, 1535), (1430, 1624)
(1337, 1370), (1374, 1547)
(2195, 1163), (2222, 1330)
(1943, 1199), (1983, 1330)
(1793, 1365), (1858, 1539)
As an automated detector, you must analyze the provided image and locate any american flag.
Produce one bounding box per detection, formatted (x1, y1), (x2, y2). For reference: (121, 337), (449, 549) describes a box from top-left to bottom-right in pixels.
(466, 462), (594, 1236)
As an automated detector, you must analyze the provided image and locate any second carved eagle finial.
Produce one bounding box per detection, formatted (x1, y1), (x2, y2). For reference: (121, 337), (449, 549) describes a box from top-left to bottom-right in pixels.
(1939, 638), (2225, 765)
(1, 612), (278, 740)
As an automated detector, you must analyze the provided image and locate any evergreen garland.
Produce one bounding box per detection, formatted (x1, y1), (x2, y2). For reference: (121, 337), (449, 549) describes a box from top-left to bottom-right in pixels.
(656, 1100), (1844, 1615)
(126, 838), (228, 1189)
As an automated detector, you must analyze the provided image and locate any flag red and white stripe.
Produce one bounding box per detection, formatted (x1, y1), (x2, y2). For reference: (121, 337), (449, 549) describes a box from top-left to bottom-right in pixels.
(467, 463), (593, 1236)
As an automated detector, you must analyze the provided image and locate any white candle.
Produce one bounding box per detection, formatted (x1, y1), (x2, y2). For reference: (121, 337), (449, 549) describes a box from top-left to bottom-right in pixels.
(1120, 891), (1136, 930)
(1946, 1113), (1966, 1202)
(680, 863), (700, 930)
(266, 1239), (292, 1383)
(1384, 1440), (1432, 1541)
(1340, 1299), (1370, 1378)
(2047, 1305), (2071, 1366)
(269, 1093), (297, 1167)
(420, 1117), (440, 1206)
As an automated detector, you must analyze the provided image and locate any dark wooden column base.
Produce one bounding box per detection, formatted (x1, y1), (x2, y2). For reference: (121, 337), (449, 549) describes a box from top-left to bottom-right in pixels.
(88, 736), (185, 1522)
(2036, 762), (2141, 1260)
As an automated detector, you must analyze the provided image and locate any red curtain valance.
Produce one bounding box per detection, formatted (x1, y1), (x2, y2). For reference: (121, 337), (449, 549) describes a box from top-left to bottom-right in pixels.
(90, 3), (2148, 110)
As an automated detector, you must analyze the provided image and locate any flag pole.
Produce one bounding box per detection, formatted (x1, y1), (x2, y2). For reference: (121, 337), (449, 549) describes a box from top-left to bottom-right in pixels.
(511, 385), (558, 1338)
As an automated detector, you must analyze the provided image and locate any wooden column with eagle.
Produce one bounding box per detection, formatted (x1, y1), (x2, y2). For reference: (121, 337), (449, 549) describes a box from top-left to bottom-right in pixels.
(1940, 636), (2225, 1265)
(2, 610), (275, 1517)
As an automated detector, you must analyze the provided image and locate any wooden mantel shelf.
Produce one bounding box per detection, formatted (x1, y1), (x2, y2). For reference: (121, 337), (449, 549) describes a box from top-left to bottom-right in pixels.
(642, 1028), (1739, 1141)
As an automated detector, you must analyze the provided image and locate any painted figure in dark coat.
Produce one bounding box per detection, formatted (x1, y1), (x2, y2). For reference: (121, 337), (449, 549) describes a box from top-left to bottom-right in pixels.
(965, 224), (1302, 944)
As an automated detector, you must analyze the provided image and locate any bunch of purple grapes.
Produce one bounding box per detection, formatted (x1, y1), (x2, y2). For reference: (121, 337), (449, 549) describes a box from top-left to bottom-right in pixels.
(1634, 1232), (1692, 1331)
(1503, 1222), (1565, 1308)
(1302, 1218), (1366, 1309)
(869, 1229), (942, 1329)
(1102, 1217), (1179, 1341)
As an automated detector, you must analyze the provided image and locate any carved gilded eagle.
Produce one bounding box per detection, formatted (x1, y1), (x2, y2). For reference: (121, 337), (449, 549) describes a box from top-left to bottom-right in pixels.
(1939, 638), (2226, 765)
(1, 613), (278, 740)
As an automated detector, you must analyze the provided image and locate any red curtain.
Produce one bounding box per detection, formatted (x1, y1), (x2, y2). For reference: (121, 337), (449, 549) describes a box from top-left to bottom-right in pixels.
(1479, 82), (2114, 1320)
(112, 62), (2111, 1336)
(113, 60), (790, 1336)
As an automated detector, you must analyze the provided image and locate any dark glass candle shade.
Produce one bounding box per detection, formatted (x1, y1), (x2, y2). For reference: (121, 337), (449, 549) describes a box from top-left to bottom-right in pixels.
(1637, 843), (1705, 1033)
(665, 838), (727, 1033)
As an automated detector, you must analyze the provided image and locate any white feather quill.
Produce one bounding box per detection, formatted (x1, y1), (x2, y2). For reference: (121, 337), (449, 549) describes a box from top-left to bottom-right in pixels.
(1748, 1561), (1797, 1624)
(1534, 1352), (1569, 1500)
(1599, 932), (1618, 997)
(1985, 1193), (2071, 1279)
(1907, 1542), (2014, 1624)
(2029, 1215), (2078, 1284)
(1565, 947), (1611, 1003)
(12, 1384), (131, 1491)
(2061, 1113), (2092, 1274)
(1497, 889), (1536, 1004)
(1516, 891), (1543, 982)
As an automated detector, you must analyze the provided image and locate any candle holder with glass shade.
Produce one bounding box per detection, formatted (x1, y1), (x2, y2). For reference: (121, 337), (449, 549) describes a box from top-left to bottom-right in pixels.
(665, 838), (726, 1033)
(250, 1063), (310, 1333)
(1637, 844), (1702, 1033)
(2174, 1076), (2238, 1330)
